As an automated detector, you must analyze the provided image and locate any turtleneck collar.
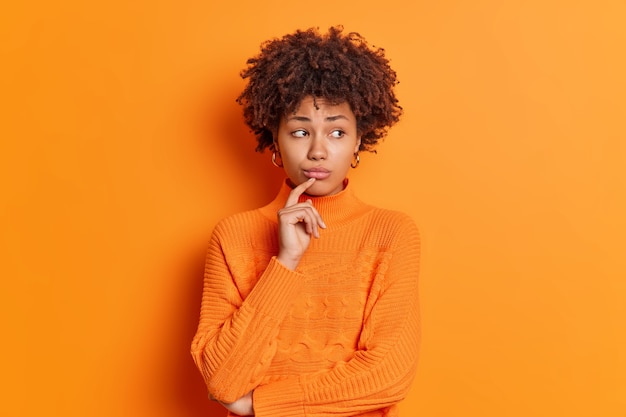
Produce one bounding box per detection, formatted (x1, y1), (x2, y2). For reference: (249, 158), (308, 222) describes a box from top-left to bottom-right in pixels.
(259, 179), (371, 228)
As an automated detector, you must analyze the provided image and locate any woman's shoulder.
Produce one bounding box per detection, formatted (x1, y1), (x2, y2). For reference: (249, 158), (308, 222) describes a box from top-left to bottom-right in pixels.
(367, 205), (419, 230)
(211, 207), (273, 239)
(357, 205), (420, 247)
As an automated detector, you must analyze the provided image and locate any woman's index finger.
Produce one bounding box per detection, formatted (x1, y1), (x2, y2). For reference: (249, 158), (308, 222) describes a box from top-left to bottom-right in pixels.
(285, 178), (315, 207)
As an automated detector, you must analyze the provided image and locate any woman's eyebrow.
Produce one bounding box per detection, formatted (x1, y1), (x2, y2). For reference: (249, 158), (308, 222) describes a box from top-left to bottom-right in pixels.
(286, 115), (349, 122)
(286, 116), (311, 122)
(325, 115), (349, 122)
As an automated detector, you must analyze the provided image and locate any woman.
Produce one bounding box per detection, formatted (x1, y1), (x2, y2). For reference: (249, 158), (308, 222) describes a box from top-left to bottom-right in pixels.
(191, 26), (420, 417)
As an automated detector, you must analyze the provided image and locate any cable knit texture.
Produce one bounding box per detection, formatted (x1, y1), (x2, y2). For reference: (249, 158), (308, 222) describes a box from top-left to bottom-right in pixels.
(191, 180), (420, 417)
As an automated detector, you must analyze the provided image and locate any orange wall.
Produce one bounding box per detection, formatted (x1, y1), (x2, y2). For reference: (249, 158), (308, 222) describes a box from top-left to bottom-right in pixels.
(1, 1), (625, 416)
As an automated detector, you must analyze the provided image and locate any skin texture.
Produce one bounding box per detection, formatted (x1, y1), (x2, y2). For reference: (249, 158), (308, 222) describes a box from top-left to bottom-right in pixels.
(276, 96), (361, 198)
(275, 96), (361, 269)
(275, 177), (325, 271)
(214, 391), (253, 416)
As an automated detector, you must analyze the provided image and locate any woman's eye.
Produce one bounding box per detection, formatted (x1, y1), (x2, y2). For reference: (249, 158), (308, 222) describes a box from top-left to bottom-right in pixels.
(292, 129), (307, 138)
(330, 130), (345, 138)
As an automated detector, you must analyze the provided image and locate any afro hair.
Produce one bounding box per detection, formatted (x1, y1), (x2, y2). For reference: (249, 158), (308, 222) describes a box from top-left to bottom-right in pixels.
(236, 26), (402, 152)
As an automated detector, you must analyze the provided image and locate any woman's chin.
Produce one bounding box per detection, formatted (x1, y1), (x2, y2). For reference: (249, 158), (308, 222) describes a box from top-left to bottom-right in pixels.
(305, 182), (344, 197)
(287, 176), (344, 197)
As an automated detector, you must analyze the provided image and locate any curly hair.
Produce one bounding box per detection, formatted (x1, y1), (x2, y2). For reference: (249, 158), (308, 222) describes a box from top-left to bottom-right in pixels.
(236, 26), (402, 153)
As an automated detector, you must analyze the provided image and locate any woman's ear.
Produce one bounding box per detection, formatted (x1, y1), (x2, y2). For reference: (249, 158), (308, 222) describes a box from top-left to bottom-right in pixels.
(354, 136), (362, 153)
(271, 127), (279, 151)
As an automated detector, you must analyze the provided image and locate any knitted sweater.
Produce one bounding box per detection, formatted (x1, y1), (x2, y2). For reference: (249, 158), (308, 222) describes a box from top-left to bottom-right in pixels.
(191, 180), (420, 417)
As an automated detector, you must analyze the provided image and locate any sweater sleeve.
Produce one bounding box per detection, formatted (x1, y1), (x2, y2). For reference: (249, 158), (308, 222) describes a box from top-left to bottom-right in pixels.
(190, 220), (306, 403)
(253, 217), (421, 417)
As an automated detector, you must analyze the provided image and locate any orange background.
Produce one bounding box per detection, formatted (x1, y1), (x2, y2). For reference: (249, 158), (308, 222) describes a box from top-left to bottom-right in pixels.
(1, 1), (625, 416)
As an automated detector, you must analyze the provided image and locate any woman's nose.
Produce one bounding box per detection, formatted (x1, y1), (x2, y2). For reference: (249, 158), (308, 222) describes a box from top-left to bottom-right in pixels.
(307, 136), (327, 160)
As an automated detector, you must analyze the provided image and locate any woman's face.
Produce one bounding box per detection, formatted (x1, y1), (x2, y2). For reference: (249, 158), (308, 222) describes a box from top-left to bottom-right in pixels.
(276, 96), (361, 197)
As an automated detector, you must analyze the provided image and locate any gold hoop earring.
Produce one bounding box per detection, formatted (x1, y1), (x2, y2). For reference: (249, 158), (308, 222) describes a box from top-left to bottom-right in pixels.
(351, 153), (360, 168)
(272, 151), (283, 168)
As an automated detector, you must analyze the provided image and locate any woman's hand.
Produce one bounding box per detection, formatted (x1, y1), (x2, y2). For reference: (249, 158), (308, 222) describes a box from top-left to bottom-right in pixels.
(276, 178), (326, 270)
(211, 391), (254, 416)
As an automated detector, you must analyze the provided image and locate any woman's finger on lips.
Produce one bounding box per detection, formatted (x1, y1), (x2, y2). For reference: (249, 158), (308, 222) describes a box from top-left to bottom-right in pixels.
(285, 178), (316, 207)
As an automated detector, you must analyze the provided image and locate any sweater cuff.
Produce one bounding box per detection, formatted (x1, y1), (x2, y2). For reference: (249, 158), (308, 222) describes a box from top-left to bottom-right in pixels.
(243, 257), (305, 321)
(253, 377), (305, 417)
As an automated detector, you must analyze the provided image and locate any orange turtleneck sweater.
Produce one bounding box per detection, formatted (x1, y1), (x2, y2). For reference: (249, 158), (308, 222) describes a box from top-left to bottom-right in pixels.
(191, 181), (420, 417)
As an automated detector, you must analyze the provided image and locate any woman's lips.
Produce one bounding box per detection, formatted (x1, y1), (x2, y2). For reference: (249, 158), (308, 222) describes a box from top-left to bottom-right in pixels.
(304, 168), (331, 180)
